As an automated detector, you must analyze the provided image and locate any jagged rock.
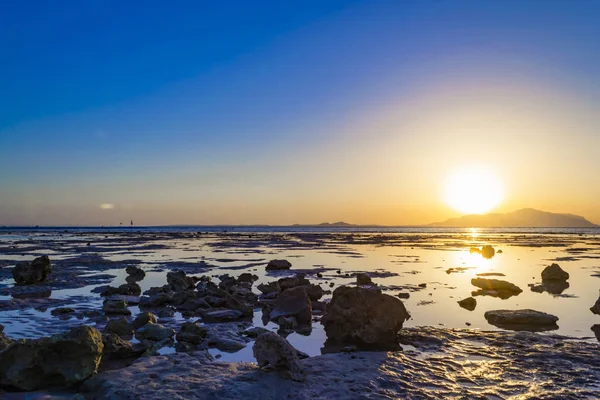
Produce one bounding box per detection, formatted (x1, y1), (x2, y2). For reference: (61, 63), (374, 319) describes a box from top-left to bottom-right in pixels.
(51, 307), (75, 317)
(176, 322), (209, 345)
(481, 245), (495, 259)
(167, 270), (195, 291)
(125, 266), (146, 282)
(0, 324), (11, 351)
(484, 309), (559, 331)
(238, 273), (258, 283)
(104, 317), (134, 337)
(135, 324), (175, 341)
(102, 333), (145, 362)
(322, 286), (409, 349)
(12, 255), (52, 285)
(590, 295), (600, 315)
(278, 275), (310, 291)
(103, 299), (131, 315)
(278, 316), (298, 330)
(457, 297), (477, 311)
(0, 326), (103, 391)
(157, 307), (176, 318)
(257, 281), (280, 295)
(133, 312), (158, 330)
(202, 309), (243, 322)
(471, 278), (522, 299)
(100, 282), (141, 297)
(205, 323), (249, 352)
(139, 292), (172, 308)
(542, 263), (569, 281)
(266, 259), (292, 271)
(253, 332), (305, 381)
(356, 273), (373, 285)
(591, 325), (600, 342)
(244, 326), (270, 338)
(270, 286), (312, 326)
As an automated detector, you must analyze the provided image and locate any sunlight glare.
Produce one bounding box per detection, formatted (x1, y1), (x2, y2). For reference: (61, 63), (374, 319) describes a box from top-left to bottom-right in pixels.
(444, 167), (504, 215)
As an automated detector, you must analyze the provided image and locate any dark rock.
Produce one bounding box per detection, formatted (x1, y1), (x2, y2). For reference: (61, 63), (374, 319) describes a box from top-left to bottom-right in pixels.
(167, 270), (195, 291)
(176, 322), (209, 345)
(104, 317), (134, 337)
(133, 312), (158, 330)
(471, 278), (522, 299)
(50, 307), (75, 317)
(135, 324), (175, 341)
(278, 316), (298, 330)
(257, 281), (280, 295)
(238, 273), (258, 283)
(100, 282), (141, 297)
(0, 324), (11, 351)
(139, 292), (172, 308)
(481, 245), (495, 259)
(203, 309), (243, 322)
(591, 325), (600, 342)
(103, 299), (131, 315)
(356, 273), (373, 285)
(12, 255), (52, 285)
(101, 333), (145, 363)
(484, 309), (559, 331)
(244, 326), (270, 338)
(541, 263), (569, 281)
(253, 332), (305, 381)
(590, 295), (600, 315)
(457, 297), (477, 311)
(278, 275), (310, 291)
(270, 286), (312, 326)
(396, 292), (410, 299)
(322, 286), (409, 349)
(125, 266), (146, 282)
(0, 326), (103, 391)
(266, 259), (292, 271)
(157, 306), (177, 318)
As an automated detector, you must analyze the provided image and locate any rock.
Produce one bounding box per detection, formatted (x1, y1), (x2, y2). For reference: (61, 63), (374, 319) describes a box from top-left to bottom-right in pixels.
(167, 270), (195, 291)
(125, 265), (146, 282)
(157, 306), (176, 318)
(541, 263), (569, 281)
(278, 274), (310, 291)
(396, 292), (410, 299)
(104, 317), (134, 337)
(457, 297), (477, 311)
(103, 299), (131, 315)
(481, 245), (495, 259)
(253, 332), (305, 381)
(205, 323), (248, 352)
(297, 284), (324, 301)
(530, 284), (545, 293)
(135, 324), (175, 341)
(102, 333), (145, 362)
(278, 316), (298, 330)
(244, 326), (270, 338)
(176, 322), (209, 345)
(270, 286), (312, 326)
(356, 273), (373, 285)
(203, 309), (244, 322)
(591, 325), (600, 342)
(51, 307), (75, 317)
(133, 312), (158, 330)
(266, 259), (292, 271)
(12, 255), (52, 285)
(590, 295), (600, 315)
(257, 281), (280, 294)
(484, 309), (559, 331)
(322, 286), (409, 349)
(0, 324), (11, 351)
(8, 285), (52, 298)
(0, 326), (103, 391)
(238, 273), (258, 283)
(139, 292), (172, 308)
(100, 282), (141, 297)
(471, 278), (522, 299)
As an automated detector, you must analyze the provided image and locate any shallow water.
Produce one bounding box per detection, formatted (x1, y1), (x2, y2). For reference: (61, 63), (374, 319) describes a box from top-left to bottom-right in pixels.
(1, 228), (599, 361)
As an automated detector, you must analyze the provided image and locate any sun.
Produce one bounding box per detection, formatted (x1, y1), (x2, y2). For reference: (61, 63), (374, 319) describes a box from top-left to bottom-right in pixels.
(444, 167), (504, 215)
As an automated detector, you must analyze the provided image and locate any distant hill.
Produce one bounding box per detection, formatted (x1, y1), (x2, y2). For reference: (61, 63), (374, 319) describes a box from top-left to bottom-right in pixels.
(431, 208), (598, 228)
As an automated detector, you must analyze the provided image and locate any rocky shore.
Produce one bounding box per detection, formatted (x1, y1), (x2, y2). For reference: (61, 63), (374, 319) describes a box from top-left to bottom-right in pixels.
(1, 230), (599, 398)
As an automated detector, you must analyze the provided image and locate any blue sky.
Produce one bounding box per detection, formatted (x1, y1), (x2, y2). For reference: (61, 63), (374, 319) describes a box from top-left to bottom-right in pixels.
(2, 1), (600, 225)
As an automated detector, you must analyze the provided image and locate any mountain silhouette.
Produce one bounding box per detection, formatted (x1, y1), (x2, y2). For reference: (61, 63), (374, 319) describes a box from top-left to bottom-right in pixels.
(431, 208), (598, 228)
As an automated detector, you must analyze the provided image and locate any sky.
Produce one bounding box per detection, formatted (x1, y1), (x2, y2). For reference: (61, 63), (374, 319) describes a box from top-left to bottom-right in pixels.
(1, 0), (600, 226)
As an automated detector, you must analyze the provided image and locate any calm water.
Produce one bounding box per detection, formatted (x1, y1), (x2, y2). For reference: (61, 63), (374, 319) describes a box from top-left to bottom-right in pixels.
(1, 226), (599, 361)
